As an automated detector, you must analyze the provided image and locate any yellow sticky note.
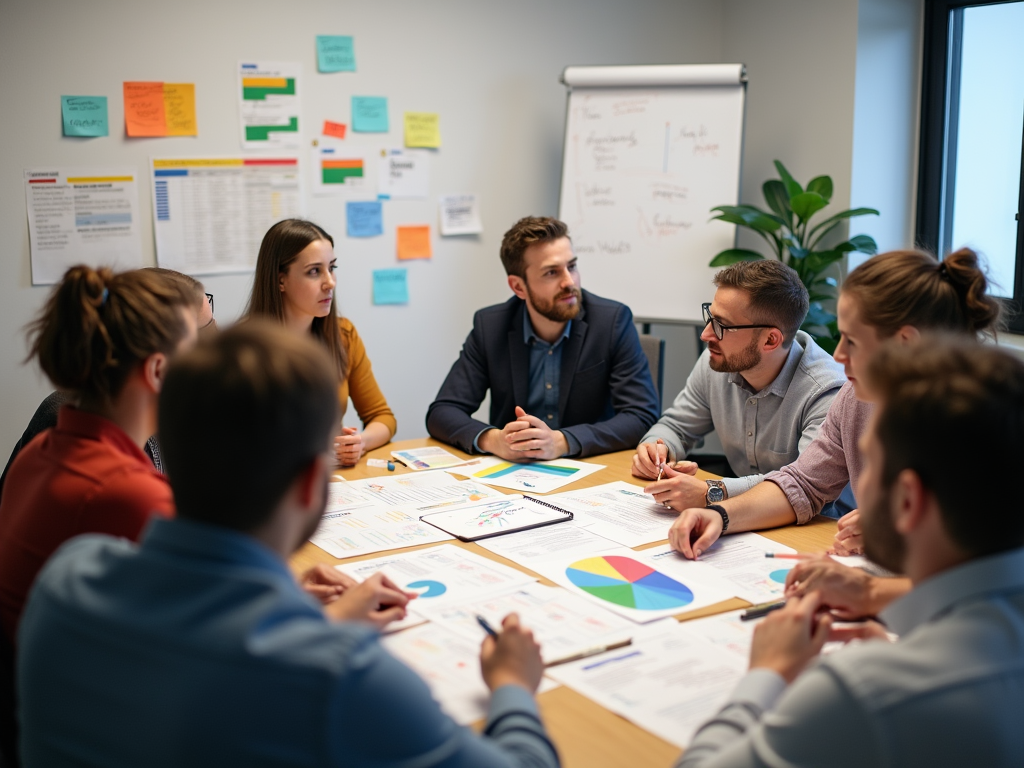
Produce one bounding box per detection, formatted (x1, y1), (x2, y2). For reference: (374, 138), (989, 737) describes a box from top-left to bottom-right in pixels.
(404, 112), (440, 148)
(163, 83), (197, 136)
(397, 225), (432, 260)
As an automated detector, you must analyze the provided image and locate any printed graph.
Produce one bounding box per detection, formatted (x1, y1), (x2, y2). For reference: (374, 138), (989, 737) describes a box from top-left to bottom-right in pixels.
(566, 555), (693, 610)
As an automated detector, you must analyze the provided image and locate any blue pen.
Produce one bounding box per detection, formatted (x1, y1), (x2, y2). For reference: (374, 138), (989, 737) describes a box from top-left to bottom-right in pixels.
(476, 615), (499, 638)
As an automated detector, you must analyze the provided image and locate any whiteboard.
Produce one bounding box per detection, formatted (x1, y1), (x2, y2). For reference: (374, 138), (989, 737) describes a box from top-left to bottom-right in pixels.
(558, 65), (746, 324)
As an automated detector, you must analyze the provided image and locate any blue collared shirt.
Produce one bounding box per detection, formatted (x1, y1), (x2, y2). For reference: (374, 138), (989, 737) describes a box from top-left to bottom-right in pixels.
(18, 518), (560, 768)
(677, 546), (1024, 767)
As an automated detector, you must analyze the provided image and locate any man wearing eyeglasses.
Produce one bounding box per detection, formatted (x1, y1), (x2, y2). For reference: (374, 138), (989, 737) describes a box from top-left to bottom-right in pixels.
(634, 260), (845, 511)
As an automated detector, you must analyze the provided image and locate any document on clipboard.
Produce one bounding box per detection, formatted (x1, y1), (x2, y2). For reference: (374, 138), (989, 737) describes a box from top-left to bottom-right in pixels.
(420, 495), (573, 542)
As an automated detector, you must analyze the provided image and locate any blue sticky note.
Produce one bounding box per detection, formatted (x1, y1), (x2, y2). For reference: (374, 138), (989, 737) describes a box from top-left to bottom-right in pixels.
(61, 96), (108, 137)
(346, 201), (383, 237)
(352, 96), (389, 133)
(317, 35), (356, 72)
(373, 269), (409, 305)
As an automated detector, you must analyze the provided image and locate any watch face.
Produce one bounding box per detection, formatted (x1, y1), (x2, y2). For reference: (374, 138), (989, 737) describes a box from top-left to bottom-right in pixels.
(707, 486), (725, 503)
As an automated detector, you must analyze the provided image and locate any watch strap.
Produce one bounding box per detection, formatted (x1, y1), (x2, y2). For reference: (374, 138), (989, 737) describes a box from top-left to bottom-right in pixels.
(707, 503), (730, 533)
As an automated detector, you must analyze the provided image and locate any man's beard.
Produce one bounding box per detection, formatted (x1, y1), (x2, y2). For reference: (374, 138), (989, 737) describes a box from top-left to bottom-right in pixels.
(708, 334), (762, 373)
(861, 489), (907, 573)
(526, 283), (582, 323)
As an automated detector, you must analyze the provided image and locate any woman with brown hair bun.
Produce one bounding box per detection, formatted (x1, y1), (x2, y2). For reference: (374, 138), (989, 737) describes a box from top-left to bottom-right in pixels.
(245, 219), (396, 465)
(0, 266), (197, 645)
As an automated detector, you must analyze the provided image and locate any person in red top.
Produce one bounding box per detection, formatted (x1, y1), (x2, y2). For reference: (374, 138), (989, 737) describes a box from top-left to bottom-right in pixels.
(0, 265), (198, 765)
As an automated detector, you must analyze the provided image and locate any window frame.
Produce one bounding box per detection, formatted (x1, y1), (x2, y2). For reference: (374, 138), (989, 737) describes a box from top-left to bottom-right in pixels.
(916, 0), (1024, 332)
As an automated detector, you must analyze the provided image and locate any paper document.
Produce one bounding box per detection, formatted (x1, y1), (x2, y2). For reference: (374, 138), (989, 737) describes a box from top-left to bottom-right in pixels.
(345, 474), (503, 511)
(417, 583), (639, 665)
(545, 622), (747, 748)
(475, 521), (620, 566)
(390, 446), (467, 471)
(551, 481), (676, 546)
(420, 496), (572, 542)
(439, 194), (482, 235)
(335, 544), (536, 606)
(238, 62), (301, 149)
(25, 167), (143, 285)
(379, 150), (429, 198)
(311, 144), (372, 197)
(532, 545), (738, 623)
(461, 457), (605, 494)
(151, 157), (302, 275)
(694, 533), (798, 603)
(310, 505), (453, 560)
(381, 622), (558, 725)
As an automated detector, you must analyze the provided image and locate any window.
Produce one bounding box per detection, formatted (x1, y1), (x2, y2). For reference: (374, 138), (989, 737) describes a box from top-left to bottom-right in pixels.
(917, 0), (1024, 331)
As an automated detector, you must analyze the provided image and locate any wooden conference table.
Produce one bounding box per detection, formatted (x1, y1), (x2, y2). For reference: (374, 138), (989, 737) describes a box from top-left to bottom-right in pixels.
(290, 438), (837, 768)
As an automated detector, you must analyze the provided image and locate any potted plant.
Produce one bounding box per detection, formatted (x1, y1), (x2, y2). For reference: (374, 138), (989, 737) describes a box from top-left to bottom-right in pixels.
(708, 160), (879, 353)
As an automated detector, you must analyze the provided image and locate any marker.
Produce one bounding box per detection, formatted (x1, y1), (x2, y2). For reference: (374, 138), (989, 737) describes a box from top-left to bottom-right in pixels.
(476, 615), (499, 638)
(764, 553), (805, 560)
(741, 599), (787, 621)
(366, 459), (396, 471)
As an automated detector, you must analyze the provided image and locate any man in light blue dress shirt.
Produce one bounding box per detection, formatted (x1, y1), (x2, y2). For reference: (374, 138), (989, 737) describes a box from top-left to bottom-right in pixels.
(636, 260), (846, 510)
(677, 337), (1024, 767)
(17, 321), (560, 768)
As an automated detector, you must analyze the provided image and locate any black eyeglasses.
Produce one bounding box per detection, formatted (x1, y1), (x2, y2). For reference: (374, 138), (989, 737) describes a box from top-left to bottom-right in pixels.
(205, 293), (214, 314)
(701, 303), (774, 341)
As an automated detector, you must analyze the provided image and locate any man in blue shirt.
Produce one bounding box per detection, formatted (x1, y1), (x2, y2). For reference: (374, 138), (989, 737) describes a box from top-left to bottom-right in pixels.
(17, 321), (561, 768)
(678, 337), (1024, 767)
(426, 216), (659, 459)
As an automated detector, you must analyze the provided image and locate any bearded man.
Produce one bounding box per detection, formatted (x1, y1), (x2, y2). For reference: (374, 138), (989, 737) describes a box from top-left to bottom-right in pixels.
(427, 216), (659, 459)
(636, 260), (845, 510)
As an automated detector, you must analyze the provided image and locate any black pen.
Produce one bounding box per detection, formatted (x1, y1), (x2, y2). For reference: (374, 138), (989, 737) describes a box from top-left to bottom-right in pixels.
(476, 615), (499, 638)
(740, 598), (787, 621)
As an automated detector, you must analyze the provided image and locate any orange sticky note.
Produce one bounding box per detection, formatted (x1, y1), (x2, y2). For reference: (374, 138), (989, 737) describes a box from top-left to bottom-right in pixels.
(124, 82), (166, 137)
(163, 83), (197, 136)
(323, 120), (347, 139)
(397, 225), (432, 260)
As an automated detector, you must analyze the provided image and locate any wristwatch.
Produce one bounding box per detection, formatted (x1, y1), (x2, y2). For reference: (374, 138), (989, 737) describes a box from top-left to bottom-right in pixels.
(707, 504), (730, 533)
(705, 479), (727, 506)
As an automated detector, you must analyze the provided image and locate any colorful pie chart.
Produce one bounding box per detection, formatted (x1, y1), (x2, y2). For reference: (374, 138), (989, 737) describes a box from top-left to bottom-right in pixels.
(407, 579), (447, 598)
(565, 556), (693, 610)
(769, 569), (791, 584)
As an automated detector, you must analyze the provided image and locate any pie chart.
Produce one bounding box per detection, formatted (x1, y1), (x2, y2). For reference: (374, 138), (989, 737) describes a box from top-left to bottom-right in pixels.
(769, 569), (791, 584)
(407, 579), (447, 598)
(565, 556), (693, 610)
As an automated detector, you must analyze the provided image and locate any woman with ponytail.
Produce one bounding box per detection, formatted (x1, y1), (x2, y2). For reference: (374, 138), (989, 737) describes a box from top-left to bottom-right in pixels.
(245, 219), (396, 465)
(0, 265), (197, 645)
(668, 247), (1004, 602)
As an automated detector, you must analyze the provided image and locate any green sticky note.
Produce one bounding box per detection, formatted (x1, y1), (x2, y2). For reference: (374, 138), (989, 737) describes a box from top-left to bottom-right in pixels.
(352, 96), (388, 132)
(373, 269), (409, 305)
(317, 35), (356, 72)
(61, 96), (108, 137)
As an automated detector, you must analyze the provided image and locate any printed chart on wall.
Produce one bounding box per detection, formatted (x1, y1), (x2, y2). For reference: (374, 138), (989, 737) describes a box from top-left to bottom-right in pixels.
(238, 62), (301, 149)
(24, 168), (143, 285)
(558, 64), (746, 322)
(150, 157), (302, 275)
(310, 143), (373, 197)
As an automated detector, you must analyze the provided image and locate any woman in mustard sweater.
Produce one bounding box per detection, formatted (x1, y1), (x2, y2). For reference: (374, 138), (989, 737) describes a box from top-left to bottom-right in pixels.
(246, 219), (396, 465)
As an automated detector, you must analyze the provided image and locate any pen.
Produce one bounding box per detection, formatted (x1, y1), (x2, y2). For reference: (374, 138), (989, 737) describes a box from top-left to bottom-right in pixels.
(741, 599), (787, 621)
(476, 615), (499, 638)
(764, 552), (806, 560)
(545, 638), (633, 667)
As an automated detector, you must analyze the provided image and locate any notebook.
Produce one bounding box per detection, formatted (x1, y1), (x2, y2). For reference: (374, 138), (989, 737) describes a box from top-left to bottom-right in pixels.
(420, 495), (573, 542)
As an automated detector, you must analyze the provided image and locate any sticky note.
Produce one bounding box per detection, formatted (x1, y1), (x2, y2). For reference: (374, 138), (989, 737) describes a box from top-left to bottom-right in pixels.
(123, 82), (197, 137)
(397, 225), (432, 260)
(404, 112), (440, 148)
(61, 96), (108, 137)
(323, 120), (347, 139)
(162, 83), (197, 136)
(317, 35), (356, 72)
(124, 82), (166, 137)
(346, 201), (383, 237)
(373, 269), (409, 305)
(352, 96), (389, 133)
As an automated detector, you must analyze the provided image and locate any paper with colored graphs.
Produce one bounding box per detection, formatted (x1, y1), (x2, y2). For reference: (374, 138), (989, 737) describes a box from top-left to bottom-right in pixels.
(123, 82), (197, 137)
(550, 481), (680, 547)
(390, 446), (467, 471)
(456, 457), (605, 494)
(335, 544), (536, 607)
(691, 532), (798, 603)
(417, 582), (638, 665)
(24, 167), (144, 285)
(238, 62), (301, 149)
(310, 503), (453, 560)
(311, 144), (372, 197)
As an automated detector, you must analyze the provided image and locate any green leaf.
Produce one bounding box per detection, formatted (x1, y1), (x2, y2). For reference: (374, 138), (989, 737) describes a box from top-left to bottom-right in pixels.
(709, 249), (766, 266)
(787, 245), (808, 260)
(808, 292), (836, 302)
(813, 334), (838, 355)
(774, 160), (803, 198)
(804, 249), (845, 274)
(762, 180), (793, 228)
(804, 302), (837, 327)
(847, 234), (878, 255)
(806, 175), (833, 203)
(807, 207), (880, 241)
(711, 205), (783, 232)
(789, 192), (829, 223)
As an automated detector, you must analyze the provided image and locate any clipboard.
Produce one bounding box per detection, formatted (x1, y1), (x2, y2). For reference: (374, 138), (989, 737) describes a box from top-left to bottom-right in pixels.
(419, 495), (573, 542)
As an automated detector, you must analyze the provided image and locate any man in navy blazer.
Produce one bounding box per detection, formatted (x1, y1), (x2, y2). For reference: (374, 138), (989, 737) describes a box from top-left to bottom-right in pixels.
(427, 216), (659, 459)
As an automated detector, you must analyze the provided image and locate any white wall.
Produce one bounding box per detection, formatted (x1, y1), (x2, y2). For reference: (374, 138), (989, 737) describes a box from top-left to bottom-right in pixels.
(0, 0), (725, 451)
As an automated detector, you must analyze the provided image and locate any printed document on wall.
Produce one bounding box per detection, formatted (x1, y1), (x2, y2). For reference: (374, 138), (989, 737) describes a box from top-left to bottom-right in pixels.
(238, 62), (301, 149)
(151, 157), (302, 275)
(24, 168), (143, 285)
